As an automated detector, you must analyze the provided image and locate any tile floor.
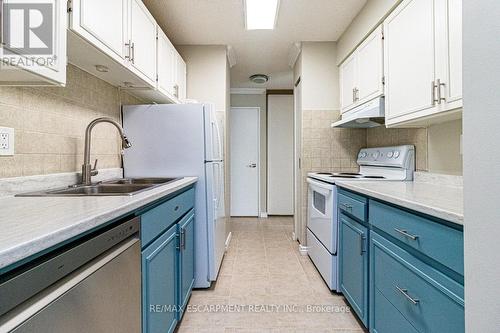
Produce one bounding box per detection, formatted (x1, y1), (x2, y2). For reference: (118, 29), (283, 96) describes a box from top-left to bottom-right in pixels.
(177, 217), (366, 333)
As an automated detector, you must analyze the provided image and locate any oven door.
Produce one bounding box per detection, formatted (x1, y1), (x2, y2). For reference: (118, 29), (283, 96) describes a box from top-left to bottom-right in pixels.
(307, 177), (337, 254)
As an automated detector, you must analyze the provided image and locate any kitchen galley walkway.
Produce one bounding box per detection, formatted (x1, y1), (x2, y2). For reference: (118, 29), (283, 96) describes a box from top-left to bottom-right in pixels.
(178, 217), (366, 333)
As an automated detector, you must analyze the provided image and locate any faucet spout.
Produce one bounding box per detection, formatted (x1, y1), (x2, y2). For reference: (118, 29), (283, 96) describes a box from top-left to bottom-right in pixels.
(81, 117), (131, 185)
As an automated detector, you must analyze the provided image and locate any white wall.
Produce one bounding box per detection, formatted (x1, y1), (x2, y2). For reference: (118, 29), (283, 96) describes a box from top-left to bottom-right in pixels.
(428, 120), (463, 175)
(177, 45), (228, 112)
(336, 0), (402, 64)
(301, 42), (339, 110)
(463, 0), (500, 331)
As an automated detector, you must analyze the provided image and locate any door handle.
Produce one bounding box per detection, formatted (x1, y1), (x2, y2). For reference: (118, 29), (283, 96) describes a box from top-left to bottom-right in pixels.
(360, 235), (367, 255)
(125, 40), (132, 60)
(180, 228), (186, 250)
(436, 78), (446, 104)
(396, 286), (420, 305)
(394, 228), (419, 241)
(247, 163), (257, 168)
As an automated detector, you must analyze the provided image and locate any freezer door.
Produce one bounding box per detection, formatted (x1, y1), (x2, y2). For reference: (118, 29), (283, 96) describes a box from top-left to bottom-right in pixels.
(204, 104), (223, 162)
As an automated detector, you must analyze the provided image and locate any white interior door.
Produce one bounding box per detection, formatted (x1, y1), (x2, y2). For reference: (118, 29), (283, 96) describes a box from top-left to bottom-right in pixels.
(268, 95), (294, 215)
(230, 108), (260, 216)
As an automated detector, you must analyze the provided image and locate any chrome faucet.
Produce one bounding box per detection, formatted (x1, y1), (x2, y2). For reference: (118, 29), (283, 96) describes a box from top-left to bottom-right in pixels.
(81, 117), (132, 185)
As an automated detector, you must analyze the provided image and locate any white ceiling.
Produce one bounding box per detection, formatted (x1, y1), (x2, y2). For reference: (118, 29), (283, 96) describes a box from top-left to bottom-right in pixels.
(144, 0), (367, 89)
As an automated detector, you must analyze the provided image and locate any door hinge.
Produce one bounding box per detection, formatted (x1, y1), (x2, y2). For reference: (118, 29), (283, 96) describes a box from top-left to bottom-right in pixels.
(382, 76), (385, 85)
(67, 0), (73, 13)
(156, 74), (158, 82)
(381, 27), (384, 40)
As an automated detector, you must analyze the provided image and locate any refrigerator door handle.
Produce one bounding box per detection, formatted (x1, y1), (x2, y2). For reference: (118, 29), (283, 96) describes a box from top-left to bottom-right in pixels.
(212, 118), (223, 161)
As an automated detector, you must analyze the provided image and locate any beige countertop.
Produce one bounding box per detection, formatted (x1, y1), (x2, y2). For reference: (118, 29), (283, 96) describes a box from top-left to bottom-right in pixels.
(335, 180), (463, 225)
(0, 177), (197, 272)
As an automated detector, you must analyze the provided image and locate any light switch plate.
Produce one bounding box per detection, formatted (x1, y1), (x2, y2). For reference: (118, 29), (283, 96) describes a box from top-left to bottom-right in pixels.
(0, 127), (15, 156)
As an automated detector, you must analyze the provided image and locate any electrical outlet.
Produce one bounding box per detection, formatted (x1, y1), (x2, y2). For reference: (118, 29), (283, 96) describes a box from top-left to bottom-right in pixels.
(0, 127), (15, 156)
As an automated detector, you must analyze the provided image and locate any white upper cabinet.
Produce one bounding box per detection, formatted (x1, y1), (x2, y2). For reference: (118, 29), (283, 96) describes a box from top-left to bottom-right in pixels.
(340, 54), (357, 112)
(384, 0), (462, 127)
(340, 26), (384, 114)
(356, 27), (384, 104)
(68, 0), (186, 103)
(175, 50), (187, 101)
(157, 28), (176, 98)
(128, 0), (157, 83)
(0, 0), (67, 86)
(78, 0), (126, 60)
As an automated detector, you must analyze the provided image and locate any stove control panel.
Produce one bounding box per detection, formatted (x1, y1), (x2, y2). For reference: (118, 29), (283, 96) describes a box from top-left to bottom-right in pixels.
(357, 145), (415, 168)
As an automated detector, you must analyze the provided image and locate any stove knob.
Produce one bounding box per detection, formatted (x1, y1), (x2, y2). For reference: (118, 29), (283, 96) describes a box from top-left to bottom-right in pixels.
(360, 152), (367, 158)
(373, 151), (380, 159)
(394, 151), (400, 158)
(387, 151), (394, 158)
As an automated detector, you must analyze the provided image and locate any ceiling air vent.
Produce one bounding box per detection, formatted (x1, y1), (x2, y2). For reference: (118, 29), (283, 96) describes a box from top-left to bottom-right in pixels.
(249, 74), (269, 84)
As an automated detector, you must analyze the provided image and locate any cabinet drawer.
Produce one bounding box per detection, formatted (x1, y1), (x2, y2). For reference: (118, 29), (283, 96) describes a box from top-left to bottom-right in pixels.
(371, 287), (419, 333)
(371, 232), (464, 333)
(338, 190), (368, 222)
(370, 200), (463, 275)
(141, 188), (195, 247)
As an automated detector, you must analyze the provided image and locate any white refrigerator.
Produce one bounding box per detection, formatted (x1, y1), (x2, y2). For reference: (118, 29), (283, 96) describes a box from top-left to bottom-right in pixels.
(122, 103), (225, 288)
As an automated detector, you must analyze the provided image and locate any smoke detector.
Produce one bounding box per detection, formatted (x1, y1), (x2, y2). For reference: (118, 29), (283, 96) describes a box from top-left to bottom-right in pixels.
(249, 74), (269, 84)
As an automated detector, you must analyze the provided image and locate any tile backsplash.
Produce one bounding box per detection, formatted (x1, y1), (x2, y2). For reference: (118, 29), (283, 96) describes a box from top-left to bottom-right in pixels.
(0, 65), (143, 179)
(366, 127), (428, 171)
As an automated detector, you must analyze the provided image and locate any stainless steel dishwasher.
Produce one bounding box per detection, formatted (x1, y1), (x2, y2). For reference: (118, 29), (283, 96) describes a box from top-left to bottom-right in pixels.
(0, 217), (141, 333)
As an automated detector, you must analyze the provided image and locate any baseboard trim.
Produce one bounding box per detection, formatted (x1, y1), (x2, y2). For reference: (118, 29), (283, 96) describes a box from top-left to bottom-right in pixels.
(260, 212), (268, 218)
(225, 232), (232, 251)
(298, 244), (309, 256)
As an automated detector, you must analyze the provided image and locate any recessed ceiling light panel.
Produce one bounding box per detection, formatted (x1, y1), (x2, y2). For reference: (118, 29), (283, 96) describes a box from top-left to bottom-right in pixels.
(245, 0), (280, 30)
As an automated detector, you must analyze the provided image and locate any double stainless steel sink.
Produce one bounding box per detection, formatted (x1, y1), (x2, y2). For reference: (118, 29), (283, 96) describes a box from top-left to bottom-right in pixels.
(16, 178), (181, 197)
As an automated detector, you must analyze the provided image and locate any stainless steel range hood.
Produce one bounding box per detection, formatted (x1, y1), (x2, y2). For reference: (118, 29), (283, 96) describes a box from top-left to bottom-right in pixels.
(331, 97), (385, 128)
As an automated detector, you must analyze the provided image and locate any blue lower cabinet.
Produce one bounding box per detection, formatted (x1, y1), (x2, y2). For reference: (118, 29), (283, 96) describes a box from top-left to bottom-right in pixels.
(339, 213), (369, 327)
(142, 223), (178, 333)
(370, 231), (464, 333)
(371, 287), (419, 333)
(178, 211), (195, 319)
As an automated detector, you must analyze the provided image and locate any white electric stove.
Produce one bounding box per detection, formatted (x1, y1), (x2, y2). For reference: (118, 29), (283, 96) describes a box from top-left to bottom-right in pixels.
(306, 145), (415, 291)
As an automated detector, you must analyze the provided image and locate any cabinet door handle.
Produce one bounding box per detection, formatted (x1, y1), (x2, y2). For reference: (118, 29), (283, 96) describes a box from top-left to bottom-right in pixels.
(436, 78), (446, 104)
(352, 88), (356, 103)
(341, 203), (352, 211)
(396, 286), (420, 305)
(394, 228), (419, 240)
(130, 42), (135, 64)
(125, 40), (132, 60)
(360, 235), (366, 255)
(180, 229), (186, 250)
(174, 84), (179, 98)
(431, 80), (437, 105)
